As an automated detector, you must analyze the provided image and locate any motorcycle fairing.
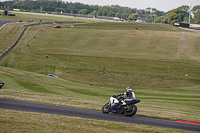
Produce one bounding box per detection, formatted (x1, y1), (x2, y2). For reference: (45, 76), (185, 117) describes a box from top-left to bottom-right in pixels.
(125, 99), (140, 104)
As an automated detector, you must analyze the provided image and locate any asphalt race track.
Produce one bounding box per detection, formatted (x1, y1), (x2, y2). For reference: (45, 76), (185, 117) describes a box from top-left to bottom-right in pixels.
(0, 20), (20, 29)
(0, 20), (31, 30)
(0, 99), (199, 132)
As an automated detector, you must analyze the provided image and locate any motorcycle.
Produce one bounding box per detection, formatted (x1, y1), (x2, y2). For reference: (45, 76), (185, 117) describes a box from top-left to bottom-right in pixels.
(102, 96), (140, 116)
(0, 81), (4, 89)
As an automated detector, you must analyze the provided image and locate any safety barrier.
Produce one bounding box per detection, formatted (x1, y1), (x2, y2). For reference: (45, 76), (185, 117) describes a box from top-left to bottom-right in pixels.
(74, 26), (178, 31)
(0, 25), (27, 59)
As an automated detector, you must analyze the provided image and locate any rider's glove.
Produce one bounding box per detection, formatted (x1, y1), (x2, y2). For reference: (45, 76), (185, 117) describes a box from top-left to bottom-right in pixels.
(112, 94), (117, 98)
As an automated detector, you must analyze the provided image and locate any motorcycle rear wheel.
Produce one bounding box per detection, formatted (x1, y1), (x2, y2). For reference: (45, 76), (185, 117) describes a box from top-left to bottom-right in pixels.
(124, 104), (137, 117)
(102, 102), (111, 114)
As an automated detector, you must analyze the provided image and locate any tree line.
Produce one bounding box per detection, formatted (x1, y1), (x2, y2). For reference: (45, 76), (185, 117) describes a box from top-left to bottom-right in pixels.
(0, 0), (200, 24)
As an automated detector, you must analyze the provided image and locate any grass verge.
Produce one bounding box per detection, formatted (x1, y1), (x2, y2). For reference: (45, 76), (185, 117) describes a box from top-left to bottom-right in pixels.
(0, 66), (199, 123)
(0, 109), (198, 133)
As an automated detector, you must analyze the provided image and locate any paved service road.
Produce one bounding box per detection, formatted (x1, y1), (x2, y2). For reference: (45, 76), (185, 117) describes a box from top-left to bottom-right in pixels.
(0, 99), (199, 132)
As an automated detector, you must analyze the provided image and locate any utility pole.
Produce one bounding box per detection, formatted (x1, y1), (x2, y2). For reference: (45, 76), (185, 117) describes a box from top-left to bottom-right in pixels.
(189, 3), (191, 23)
(40, 6), (43, 13)
(52, 12), (54, 24)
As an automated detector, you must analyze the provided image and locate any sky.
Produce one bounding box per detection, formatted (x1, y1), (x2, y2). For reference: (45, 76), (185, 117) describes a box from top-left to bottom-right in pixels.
(64, 0), (200, 12)
(0, 0), (199, 12)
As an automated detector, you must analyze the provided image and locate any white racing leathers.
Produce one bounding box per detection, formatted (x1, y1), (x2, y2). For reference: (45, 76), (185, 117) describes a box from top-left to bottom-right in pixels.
(110, 91), (136, 106)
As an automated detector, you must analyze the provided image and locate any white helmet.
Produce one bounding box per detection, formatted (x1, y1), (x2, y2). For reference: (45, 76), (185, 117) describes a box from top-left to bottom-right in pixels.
(126, 87), (132, 92)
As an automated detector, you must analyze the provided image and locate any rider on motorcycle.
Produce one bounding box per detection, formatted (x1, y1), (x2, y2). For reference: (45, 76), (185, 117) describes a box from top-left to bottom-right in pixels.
(102, 87), (139, 116)
(112, 87), (135, 107)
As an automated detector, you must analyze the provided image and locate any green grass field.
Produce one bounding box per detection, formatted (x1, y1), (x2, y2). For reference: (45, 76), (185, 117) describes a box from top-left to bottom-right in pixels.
(0, 11), (200, 132)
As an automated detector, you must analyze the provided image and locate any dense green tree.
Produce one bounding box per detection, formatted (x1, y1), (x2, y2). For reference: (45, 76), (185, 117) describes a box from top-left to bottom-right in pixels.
(27, 7), (32, 10)
(33, 6), (37, 10)
(156, 16), (162, 23)
(168, 9), (179, 23)
(97, 8), (110, 16)
(107, 10), (115, 17)
(1, 0), (197, 22)
(55, 8), (64, 13)
(164, 18), (169, 24)
(79, 9), (89, 14)
(193, 10), (200, 24)
(128, 13), (139, 21)
(177, 5), (189, 12)
(89, 10), (97, 15)
(168, 9), (189, 23)
(145, 16), (155, 23)
(97, 8), (104, 16)
(115, 13), (121, 18)
(102, 9), (108, 16)
(191, 5), (200, 14)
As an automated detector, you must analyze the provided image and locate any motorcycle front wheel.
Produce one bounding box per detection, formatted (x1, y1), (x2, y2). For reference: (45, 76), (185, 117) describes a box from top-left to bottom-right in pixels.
(124, 104), (137, 117)
(102, 102), (111, 114)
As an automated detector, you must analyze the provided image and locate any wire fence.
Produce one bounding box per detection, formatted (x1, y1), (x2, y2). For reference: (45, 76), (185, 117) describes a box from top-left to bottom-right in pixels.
(73, 26), (179, 31)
